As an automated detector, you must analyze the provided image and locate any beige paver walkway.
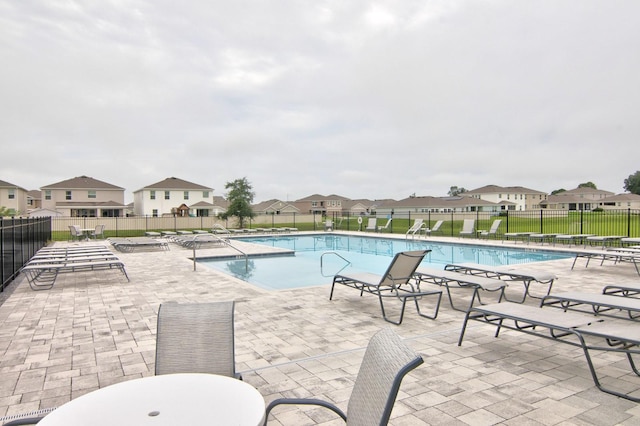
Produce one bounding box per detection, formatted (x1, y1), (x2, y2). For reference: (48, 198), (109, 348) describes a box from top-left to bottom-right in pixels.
(1, 233), (640, 425)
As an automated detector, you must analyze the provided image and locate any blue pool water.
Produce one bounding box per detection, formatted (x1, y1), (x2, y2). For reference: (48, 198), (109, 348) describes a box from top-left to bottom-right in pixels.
(199, 234), (573, 290)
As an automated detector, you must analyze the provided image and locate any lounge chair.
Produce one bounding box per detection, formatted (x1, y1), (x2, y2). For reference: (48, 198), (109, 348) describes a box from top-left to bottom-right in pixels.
(570, 249), (640, 275)
(478, 219), (501, 239)
(264, 328), (424, 425)
(541, 291), (640, 320)
(425, 220), (444, 236)
(405, 219), (425, 239)
(330, 250), (442, 324)
(502, 232), (535, 243)
(377, 218), (392, 232)
(364, 217), (377, 231)
(586, 235), (626, 248)
(155, 301), (241, 379)
(444, 262), (557, 303)
(324, 220), (333, 231)
(458, 302), (640, 402)
(413, 267), (506, 311)
(459, 219), (475, 237)
(526, 233), (558, 245)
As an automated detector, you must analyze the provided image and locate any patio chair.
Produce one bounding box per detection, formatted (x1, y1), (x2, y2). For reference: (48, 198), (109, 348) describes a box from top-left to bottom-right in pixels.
(68, 225), (82, 242)
(324, 220), (333, 231)
(478, 219), (501, 239)
(1, 418), (44, 425)
(91, 224), (105, 239)
(155, 301), (241, 379)
(459, 219), (475, 237)
(330, 250), (442, 324)
(264, 328), (424, 425)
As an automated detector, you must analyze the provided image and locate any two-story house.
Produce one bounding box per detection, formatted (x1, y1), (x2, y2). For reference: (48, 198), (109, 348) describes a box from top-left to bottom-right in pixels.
(40, 176), (126, 217)
(376, 195), (501, 216)
(133, 177), (214, 217)
(0, 179), (28, 215)
(541, 187), (615, 211)
(293, 194), (350, 215)
(465, 185), (547, 210)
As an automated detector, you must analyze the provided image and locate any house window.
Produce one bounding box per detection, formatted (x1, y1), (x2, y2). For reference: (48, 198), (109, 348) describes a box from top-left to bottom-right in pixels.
(66, 191), (72, 200)
(8, 189), (15, 199)
(184, 191), (189, 200)
(203, 191), (209, 198)
(45, 190), (51, 200)
(164, 191), (170, 200)
(150, 191), (156, 200)
(152, 209), (158, 217)
(88, 190), (96, 199)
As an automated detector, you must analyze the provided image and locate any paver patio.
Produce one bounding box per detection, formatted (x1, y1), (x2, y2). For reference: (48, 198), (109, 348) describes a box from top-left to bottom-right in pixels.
(1, 233), (640, 425)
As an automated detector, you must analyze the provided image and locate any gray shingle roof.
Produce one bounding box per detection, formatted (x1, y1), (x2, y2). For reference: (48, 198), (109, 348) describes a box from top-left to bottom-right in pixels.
(41, 176), (124, 190)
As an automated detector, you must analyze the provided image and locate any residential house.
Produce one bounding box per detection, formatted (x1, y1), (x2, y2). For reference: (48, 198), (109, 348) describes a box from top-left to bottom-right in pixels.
(598, 193), (640, 210)
(465, 185), (547, 210)
(133, 177), (214, 217)
(0, 179), (28, 215)
(293, 194), (350, 215)
(40, 176), (126, 217)
(340, 199), (372, 216)
(541, 187), (615, 211)
(26, 190), (42, 211)
(252, 199), (300, 215)
(376, 195), (501, 217)
(211, 196), (229, 216)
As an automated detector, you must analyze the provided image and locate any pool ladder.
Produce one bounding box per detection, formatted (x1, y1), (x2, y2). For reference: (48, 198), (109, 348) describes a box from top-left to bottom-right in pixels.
(320, 251), (351, 277)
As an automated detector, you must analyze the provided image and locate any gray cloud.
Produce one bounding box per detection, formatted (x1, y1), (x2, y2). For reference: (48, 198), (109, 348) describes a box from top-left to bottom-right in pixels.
(2, 0), (639, 202)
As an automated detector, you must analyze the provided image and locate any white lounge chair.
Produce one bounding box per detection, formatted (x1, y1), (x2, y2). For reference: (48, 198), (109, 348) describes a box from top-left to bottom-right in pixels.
(478, 219), (501, 239)
(405, 219), (425, 238)
(377, 218), (392, 232)
(365, 217), (377, 232)
(459, 219), (475, 237)
(425, 220), (444, 236)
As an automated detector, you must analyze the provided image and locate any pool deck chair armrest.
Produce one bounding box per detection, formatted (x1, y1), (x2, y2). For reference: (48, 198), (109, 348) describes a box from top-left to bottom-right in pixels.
(458, 302), (640, 402)
(329, 250), (442, 325)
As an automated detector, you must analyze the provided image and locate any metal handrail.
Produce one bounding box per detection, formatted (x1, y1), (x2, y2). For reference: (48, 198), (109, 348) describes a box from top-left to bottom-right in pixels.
(320, 251), (351, 277)
(191, 233), (248, 272)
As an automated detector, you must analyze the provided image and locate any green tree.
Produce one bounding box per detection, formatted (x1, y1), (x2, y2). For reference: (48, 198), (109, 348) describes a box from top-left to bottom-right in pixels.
(550, 188), (566, 195)
(0, 206), (18, 217)
(578, 182), (597, 189)
(624, 171), (640, 195)
(221, 177), (255, 228)
(448, 186), (467, 196)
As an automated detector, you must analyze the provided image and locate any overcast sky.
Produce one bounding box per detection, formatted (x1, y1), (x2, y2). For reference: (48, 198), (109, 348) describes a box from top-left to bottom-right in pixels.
(2, 1), (639, 204)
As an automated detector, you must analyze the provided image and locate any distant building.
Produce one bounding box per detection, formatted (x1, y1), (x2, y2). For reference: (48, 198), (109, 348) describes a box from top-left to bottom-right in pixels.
(40, 176), (126, 217)
(598, 193), (640, 210)
(465, 185), (548, 211)
(252, 199), (300, 215)
(133, 177), (214, 217)
(293, 194), (350, 215)
(0, 179), (28, 215)
(376, 195), (501, 216)
(26, 190), (42, 210)
(541, 187), (615, 211)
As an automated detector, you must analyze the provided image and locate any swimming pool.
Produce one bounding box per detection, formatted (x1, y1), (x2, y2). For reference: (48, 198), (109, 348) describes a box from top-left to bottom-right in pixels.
(199, 234), (573, 290)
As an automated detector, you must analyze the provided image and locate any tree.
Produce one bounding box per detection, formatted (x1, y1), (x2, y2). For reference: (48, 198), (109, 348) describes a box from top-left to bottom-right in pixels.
(624, 171), (640, 195)
(448, 186), (467, 196)
(550, 188), (566, 195)
(221, 177), (256, 228)
(0, 206), (18, 217)
(578, 182), (597, 189)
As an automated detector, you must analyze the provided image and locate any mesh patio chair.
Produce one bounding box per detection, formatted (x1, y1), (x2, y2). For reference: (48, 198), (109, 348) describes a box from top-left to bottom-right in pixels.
(155, 301), (241, 379)
(2, 418), (43, 425)
(68, 225), (82, 241)
(264, 327), (424, 425)
(91, 224), (105, 239)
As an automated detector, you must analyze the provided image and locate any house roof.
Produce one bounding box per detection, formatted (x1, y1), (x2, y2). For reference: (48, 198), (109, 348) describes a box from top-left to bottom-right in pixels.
(212, 196), (229, 208)
(135, 177), (213, 192)
(559, 187), (615, 196)
(27, 190), (41, 200)
(295, 193), (350, 202)
(384, 195), (500, 208)
(0, 179), (27, 191)
(601, 193), (640, 202)
(41, 176), (124, 190)
(466, 184), (546, 195)
(189, 201), (214, 207)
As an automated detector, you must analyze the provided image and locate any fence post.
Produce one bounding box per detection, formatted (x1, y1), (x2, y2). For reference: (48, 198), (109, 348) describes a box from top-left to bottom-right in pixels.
(539, 209), (543, 233)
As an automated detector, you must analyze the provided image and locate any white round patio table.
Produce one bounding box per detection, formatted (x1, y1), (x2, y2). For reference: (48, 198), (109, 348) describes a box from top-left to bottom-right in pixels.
(38, 373), (265, 426)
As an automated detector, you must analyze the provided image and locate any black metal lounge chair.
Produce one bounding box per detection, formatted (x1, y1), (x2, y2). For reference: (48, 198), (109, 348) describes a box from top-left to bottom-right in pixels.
(458, 302), (640, 402)
(541, 291), (640, 319)
(155, 301), (241, 379)
(264, 328), (423, 425)
(330, 250), (442, 324)
(571, 249), (640, 275)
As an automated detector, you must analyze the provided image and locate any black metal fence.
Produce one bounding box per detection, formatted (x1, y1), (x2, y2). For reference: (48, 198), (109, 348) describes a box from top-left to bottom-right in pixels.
(1, 217), (51, 292)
